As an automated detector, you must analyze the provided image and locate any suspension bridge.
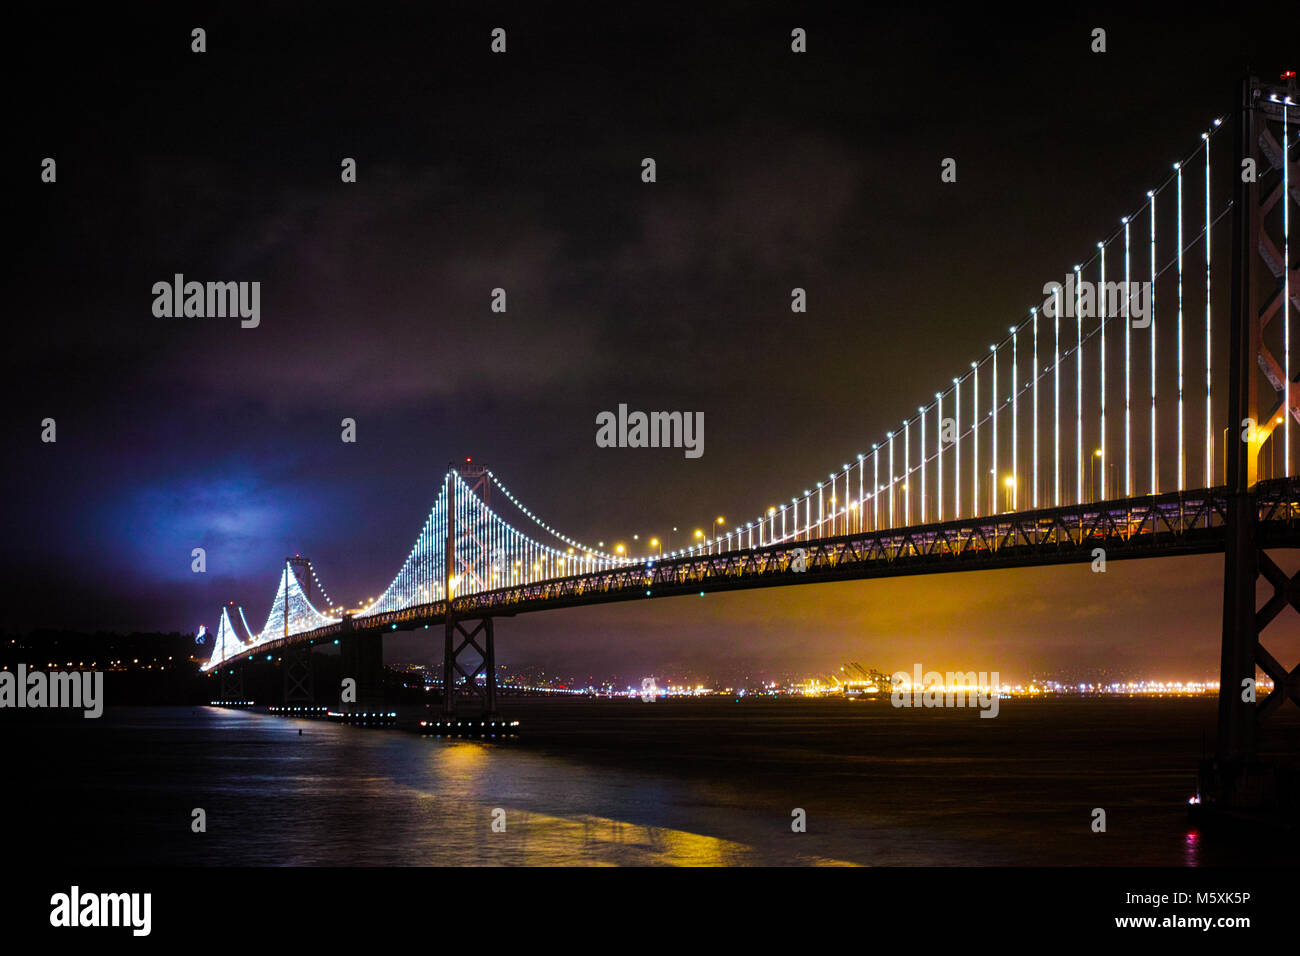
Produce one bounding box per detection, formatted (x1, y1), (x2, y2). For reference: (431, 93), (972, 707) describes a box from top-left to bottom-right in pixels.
(203, 74), (1298, 818)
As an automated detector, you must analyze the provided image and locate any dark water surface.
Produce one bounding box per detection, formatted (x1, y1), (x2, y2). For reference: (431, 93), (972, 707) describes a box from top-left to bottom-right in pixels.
(8, 697), (1295, 866)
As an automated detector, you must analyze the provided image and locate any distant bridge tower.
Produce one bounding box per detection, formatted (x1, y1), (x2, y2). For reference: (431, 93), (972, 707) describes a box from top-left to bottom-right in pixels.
(1212, 70), (1300, 811)
(283, 555), (315, 705)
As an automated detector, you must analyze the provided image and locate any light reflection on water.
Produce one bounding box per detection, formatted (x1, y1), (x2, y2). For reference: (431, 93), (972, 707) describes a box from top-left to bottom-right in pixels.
(187, 714), (862, 866)
(8, 699), (1274, 866)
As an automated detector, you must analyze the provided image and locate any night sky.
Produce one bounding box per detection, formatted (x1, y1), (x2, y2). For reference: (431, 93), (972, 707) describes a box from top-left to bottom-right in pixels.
(5, 4), (1298, 681)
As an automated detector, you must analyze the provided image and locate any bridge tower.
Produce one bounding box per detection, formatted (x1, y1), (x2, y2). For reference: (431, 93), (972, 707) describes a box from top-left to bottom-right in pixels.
(460, 458), (491, 509)
(283, 556), (315, 705)
(1209, 71), (1300, 813)
(287, 555), (312, 601)
(442, 460), (500, 718)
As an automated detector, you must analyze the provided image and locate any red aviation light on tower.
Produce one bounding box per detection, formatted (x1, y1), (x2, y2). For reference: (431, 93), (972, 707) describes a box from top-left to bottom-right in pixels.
(1282, 70), (1296, 79)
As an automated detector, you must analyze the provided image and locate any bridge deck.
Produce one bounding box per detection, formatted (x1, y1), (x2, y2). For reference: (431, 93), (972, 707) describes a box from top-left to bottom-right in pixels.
(217, 480), (1300, 665)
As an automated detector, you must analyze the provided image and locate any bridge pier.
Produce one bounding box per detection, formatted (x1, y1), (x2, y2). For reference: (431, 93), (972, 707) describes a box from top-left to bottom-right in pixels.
(219, 663), (244, 703)
(283, 644), (315, 706)
(339, 632), (385, 709)
(442, 616), (497, 718)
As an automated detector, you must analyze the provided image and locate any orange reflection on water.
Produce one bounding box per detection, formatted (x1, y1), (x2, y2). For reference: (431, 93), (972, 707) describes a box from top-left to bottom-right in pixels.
(486, 809), (861, 866)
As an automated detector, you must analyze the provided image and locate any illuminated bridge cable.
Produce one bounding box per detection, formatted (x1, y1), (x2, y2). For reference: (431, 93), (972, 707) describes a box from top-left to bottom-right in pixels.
(1012, 326), (1018, 510)
(990, 346), (997, 513)
(1054, 287), (1061, 506)
(1124, 215), (1132, 498)
(486, 471), (621, 561)
(1177, 160), (1185, 491)
(972, 361), (979, 517)
(874, 444), (880, 529)
(1286, 101), (1292, 478)
(1100, 241), (1107, 501)
(953, 378), (960, 520)
(936, 391), (944, 522)
(1150, 191), (1158, 494)
(305, 559), (336, 607)
(1076, 265), (1083, 504)
(1032, 307), (1039, 508)
(904, 421), (912, 526)
(1204, 130), (1213, 487)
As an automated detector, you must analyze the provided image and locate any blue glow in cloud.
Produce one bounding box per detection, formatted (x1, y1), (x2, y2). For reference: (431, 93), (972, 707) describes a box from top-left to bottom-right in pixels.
(106, 471), (300, 583)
